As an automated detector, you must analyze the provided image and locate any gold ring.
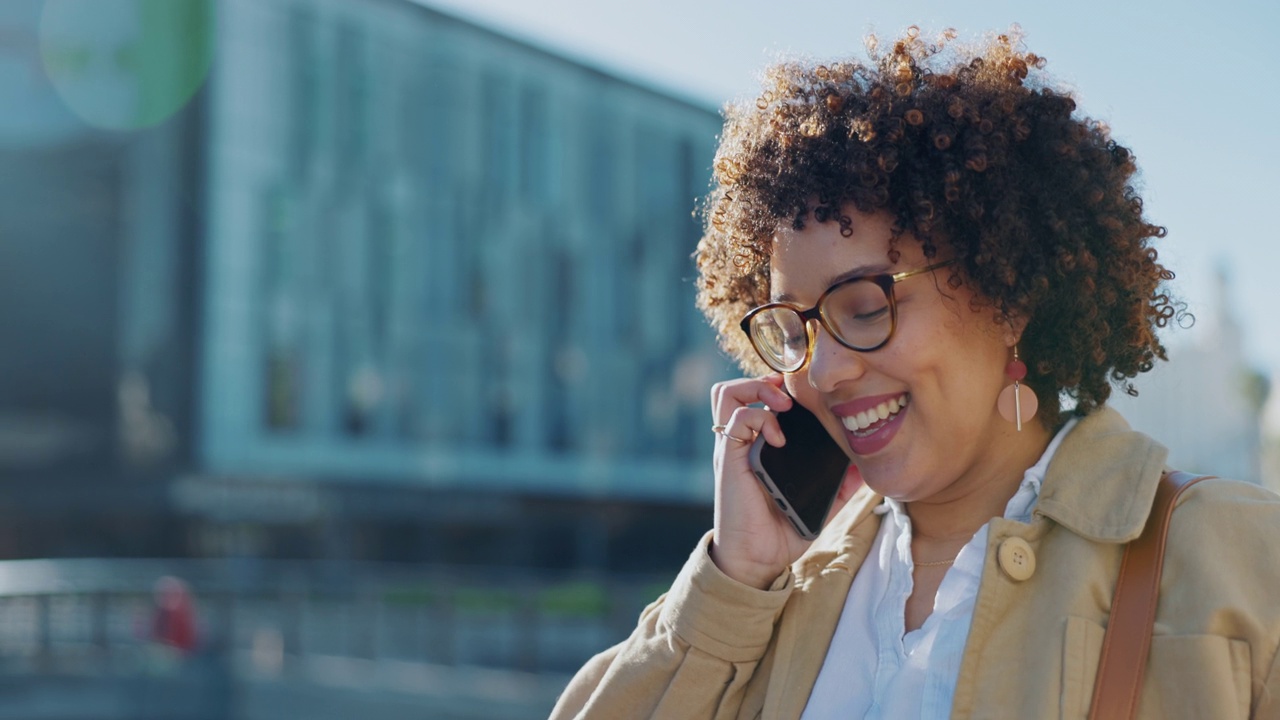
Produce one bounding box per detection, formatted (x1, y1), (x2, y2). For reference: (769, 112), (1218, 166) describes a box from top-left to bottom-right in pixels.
(714, 427), (751, 444)
(711, 424), (727, 433)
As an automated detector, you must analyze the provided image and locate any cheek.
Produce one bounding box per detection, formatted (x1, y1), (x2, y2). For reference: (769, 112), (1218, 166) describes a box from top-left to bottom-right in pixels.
(783, 375), (844, 433)
(916, 297), (1008, 370)
(783, 374), (814, 406)
(890, 322), (1006, 406)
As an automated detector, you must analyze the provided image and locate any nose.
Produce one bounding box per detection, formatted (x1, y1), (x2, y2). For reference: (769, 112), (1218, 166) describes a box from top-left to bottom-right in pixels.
(805, 319), (868, 392)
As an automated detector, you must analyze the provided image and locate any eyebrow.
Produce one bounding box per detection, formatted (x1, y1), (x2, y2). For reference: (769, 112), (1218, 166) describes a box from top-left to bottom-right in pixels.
(773, 262), (894, 303)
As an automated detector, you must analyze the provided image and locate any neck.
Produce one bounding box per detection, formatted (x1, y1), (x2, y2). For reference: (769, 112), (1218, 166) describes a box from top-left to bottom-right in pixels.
(906, 419), (1055, 542)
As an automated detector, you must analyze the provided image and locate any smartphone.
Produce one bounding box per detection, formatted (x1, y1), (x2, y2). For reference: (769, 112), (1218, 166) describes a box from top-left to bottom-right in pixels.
(748, 400), (851, 540)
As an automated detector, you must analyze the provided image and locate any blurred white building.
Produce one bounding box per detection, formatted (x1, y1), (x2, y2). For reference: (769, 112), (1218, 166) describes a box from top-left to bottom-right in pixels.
(1260, 386), (1280, 494)
(1107, 268), (1268, 484)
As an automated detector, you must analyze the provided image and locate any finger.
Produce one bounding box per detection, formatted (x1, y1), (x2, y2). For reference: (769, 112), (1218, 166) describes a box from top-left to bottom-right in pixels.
(835, 463), (863, 503)
(714, 409), (757, 446)
(709, 375), (779, 411)
(824, 464), (865, 526)
(720, 406), (786, 448)
(712, 377), (793, 426)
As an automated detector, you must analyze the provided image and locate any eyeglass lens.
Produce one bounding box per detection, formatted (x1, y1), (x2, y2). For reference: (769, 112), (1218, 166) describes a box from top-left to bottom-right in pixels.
(749, 279), (893, 371)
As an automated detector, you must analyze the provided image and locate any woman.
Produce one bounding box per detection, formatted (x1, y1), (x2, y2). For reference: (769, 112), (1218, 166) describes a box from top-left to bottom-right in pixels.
(552, 28), (1280, 719)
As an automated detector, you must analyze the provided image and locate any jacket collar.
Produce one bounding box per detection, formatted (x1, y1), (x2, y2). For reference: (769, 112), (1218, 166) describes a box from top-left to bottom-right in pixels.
(1034, 405), (1169, 543)
(795, 481), (883, 582)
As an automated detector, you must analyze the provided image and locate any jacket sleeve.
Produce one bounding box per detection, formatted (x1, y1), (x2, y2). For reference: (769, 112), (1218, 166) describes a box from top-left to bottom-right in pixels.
(549, 532), (794, 720)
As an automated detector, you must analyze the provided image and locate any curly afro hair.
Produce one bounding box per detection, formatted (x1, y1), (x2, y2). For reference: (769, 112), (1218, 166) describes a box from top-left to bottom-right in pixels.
(694, 27), (1181, 421)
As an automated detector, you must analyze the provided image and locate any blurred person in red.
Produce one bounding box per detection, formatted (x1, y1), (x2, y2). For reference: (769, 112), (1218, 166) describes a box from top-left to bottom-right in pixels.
(150, 575), (199, 655)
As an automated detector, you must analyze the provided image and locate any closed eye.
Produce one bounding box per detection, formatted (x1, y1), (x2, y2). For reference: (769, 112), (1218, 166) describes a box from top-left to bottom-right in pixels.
(851, 306), (890, 322)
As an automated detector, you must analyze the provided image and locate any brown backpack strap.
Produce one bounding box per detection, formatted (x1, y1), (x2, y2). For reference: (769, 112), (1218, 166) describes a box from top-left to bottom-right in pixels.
(1087, 470), (1214, 720)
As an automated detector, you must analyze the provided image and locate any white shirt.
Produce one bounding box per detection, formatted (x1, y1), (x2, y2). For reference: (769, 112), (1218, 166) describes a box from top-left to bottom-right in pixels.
(801, 418), (1078, 719)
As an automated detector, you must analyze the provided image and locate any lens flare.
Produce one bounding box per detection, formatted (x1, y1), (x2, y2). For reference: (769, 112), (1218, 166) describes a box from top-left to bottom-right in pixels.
(40, 0), (213, 131)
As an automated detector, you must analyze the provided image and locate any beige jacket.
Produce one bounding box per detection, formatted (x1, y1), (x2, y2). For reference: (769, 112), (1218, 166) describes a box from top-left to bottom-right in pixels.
(551, 408), (1280, 719)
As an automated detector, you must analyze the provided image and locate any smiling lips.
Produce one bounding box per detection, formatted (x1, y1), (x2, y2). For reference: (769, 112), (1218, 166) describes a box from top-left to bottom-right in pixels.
(840, 393), (909, 436)
(833, 392), (910, 456)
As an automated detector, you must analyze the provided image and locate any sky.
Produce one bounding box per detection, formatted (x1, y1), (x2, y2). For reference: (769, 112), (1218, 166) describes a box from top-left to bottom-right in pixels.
(419, 0), (1280, 394)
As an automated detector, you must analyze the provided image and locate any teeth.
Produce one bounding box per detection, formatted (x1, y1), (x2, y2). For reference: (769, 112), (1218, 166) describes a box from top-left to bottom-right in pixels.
(841, 393), (910, 433)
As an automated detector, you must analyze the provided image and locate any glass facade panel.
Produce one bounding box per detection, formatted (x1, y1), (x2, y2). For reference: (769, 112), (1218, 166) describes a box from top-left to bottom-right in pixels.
(204, 0), (726, 500)
(518, 84), (554, 206)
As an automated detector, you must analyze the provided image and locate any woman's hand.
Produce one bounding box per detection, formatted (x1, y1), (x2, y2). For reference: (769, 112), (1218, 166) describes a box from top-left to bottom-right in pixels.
(708, 375), (842, 589)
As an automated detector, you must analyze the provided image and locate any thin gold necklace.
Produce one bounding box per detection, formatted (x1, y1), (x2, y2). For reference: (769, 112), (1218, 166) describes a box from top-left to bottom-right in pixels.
(914, 558), (956, 568)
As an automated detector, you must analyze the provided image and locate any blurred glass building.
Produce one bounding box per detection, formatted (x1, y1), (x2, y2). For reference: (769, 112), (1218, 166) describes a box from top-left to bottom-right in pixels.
(0, 0), (729, 571)
(0, 0), (210, 557)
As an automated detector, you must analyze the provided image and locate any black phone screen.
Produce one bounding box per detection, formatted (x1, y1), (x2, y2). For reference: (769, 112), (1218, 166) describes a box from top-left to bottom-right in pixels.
(750, 400), (851, 538)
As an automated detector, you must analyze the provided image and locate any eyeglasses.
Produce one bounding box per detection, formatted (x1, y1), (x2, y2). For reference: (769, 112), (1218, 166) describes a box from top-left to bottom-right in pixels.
(740, 259), (956, 373)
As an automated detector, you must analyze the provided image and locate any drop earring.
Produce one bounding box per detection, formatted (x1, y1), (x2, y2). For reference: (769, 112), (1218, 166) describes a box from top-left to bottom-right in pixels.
(997, 345), (1039, 431)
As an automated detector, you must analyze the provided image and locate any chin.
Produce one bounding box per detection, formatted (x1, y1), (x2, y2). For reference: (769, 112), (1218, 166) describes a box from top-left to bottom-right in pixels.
(856, 455), (931, 501)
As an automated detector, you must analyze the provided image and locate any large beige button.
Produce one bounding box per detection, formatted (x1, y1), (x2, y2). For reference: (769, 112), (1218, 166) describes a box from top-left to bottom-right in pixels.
(997, 537), (1036, 581)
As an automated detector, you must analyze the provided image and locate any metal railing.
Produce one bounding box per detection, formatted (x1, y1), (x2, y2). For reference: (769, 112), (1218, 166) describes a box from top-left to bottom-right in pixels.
(0, 558), (671, 719)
